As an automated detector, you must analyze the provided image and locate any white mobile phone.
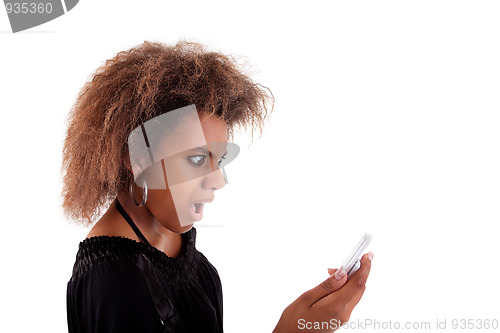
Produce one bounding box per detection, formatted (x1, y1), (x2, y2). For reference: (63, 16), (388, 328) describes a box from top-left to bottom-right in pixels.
(341, 233), (372, 277)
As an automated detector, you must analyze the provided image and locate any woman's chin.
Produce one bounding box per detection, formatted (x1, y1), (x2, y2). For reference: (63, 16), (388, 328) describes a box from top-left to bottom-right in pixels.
(158, 216), (194, 233)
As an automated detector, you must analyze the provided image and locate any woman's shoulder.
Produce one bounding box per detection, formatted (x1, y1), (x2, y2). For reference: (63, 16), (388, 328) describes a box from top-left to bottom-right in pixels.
(85, 210), (142, 242)
(69, 227), (203, 287)
(69, 212), (152, 280)
(69, 235), (145, 282)
(66, 246), (165, 332)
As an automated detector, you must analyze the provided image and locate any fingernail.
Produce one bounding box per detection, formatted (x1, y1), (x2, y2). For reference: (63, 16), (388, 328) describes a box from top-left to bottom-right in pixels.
(328, 268), (334, 275)
(334, 266), (346, 280)
(367, 252), (374, 261)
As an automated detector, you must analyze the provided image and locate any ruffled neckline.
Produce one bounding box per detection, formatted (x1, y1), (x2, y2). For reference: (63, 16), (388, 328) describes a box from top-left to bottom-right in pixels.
(71, 227), (203, 287)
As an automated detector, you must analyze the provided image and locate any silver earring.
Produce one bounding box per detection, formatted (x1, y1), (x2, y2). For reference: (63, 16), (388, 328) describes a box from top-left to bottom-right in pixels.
(129, 177), (148, 207)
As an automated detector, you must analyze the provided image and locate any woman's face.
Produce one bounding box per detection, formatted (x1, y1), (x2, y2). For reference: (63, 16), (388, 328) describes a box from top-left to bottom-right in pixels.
(136, 113), (230, 234)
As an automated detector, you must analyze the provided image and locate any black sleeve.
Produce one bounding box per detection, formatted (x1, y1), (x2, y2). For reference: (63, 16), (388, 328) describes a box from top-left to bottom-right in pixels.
(67, 256), (164, 333)
(197, 254), (224, 329)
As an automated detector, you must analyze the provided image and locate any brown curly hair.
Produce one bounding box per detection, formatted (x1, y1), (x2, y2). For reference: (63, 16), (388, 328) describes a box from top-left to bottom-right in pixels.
(60, 40), (274, 227)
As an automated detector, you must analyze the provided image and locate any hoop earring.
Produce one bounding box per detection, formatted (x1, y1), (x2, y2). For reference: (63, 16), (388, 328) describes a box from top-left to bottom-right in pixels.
(129, 178), (148, 207)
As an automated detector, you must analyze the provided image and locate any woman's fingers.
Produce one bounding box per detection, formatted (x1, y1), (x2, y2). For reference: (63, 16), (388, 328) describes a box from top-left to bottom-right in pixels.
(299, 268), (348, 306)
(312, 253), (373, 320)
(273, 253), (373, 333)
(335, 253), (373, 315)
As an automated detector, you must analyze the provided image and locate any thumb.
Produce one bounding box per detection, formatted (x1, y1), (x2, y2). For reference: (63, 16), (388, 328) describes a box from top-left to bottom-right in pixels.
(300, 267), (347, 306)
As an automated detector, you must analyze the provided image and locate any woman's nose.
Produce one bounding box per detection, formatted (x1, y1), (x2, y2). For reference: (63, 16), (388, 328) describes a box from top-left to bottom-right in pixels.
(202, 167), (227, 191)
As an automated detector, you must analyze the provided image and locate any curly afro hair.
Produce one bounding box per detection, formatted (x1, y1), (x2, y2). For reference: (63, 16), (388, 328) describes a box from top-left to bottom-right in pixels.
(60, 40), (274, 227)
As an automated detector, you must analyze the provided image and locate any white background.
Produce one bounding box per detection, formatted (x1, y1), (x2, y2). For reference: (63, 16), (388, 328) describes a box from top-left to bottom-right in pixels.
(1, 1), (499, 332)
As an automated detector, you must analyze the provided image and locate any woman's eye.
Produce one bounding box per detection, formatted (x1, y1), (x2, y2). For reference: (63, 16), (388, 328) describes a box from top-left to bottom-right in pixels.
(189, 155), (206, 166)
(217, 154), (227, 166)
(189, 153), (227, 167)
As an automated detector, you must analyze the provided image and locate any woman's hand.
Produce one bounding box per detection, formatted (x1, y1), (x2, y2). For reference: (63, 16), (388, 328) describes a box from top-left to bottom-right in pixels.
(272, 252), (373, 333)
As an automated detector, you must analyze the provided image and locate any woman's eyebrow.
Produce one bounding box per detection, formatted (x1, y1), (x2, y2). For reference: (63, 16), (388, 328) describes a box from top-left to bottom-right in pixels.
(190, 146), (227, 157)
(191, 146), (211, 155)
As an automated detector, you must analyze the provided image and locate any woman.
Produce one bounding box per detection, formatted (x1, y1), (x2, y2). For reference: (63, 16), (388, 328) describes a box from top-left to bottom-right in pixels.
(62, 40), (372, 333)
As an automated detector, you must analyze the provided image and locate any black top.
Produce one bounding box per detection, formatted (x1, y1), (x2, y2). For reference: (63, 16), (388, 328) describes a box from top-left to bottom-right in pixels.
(66, 200), (223, 332)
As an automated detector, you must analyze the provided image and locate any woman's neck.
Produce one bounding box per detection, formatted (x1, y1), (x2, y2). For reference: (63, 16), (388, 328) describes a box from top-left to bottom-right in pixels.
(86, 192), (184, 258)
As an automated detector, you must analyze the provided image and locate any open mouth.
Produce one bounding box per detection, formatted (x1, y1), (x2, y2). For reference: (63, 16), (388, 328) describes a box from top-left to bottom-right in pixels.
(194, 203), (203, 213)
(188, 197), (213, 222)
(189, 202), (205, 221)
